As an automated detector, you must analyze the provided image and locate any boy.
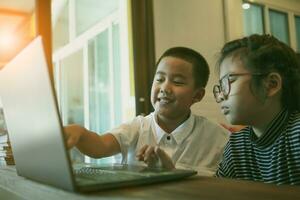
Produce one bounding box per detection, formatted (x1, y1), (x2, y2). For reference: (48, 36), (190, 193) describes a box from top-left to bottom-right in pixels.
(213, 34), (300, 185)
(65, 47), (229, 176)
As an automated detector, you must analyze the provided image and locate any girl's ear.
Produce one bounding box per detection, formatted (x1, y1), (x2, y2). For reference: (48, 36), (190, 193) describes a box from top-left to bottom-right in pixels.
(192, 88), (205, 103)
(264, 72), (282, 97)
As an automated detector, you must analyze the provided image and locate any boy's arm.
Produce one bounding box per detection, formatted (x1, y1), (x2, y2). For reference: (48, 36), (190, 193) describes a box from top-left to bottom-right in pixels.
(64, 124), (121, 158)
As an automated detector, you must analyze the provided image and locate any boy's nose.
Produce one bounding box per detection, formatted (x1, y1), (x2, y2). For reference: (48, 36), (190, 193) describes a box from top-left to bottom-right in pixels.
(160, 82), (171, 94)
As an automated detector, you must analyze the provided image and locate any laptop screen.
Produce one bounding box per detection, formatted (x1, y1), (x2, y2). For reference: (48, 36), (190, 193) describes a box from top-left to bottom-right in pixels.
(0, 36), (76, 191)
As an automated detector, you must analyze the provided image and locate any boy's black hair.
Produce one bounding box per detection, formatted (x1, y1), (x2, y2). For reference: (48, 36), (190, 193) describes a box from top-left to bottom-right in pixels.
(156, 47), (210, 88)
(217, 34), (300, 111)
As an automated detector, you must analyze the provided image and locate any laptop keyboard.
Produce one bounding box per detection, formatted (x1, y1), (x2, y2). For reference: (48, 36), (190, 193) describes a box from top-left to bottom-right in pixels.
(75, 167), (117, 175)
(74, 167), (147, 183)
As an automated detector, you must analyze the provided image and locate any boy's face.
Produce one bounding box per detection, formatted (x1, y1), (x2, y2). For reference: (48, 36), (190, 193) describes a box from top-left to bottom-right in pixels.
(151, 56), (203, 121)
(219, 56), (266, 125)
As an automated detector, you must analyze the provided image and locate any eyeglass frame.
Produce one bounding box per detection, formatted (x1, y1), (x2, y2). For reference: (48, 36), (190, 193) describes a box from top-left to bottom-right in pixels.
(213, 72), (267, 103)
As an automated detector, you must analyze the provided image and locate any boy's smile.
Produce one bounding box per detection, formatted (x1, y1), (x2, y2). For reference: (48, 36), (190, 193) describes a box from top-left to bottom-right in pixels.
(157, 96), (173, 105)
(157, 91), (174, 105)
(151, 56), (203, 123)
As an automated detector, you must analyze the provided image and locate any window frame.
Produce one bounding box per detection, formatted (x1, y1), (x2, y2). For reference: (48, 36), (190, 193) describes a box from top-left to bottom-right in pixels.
(224, 0), (300, 51)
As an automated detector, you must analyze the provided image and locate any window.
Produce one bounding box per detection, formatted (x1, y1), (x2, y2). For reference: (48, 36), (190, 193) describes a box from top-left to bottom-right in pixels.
(243, 2), (264, 36)
(269, 9), (289, 45)
(52, 0), (135, 164)
(242, 1), (293, 46)
(295, 16), (300, 51)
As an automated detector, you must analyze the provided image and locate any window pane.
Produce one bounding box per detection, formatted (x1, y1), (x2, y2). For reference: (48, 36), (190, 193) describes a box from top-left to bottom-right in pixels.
(112, 23), (122, 126)
(60, 50), (84, 126)
(269, 9), (289, 45)
(295, 16), (300, 51)
(75, 0), (119, 36)
(52, 0), (69, 51)
(88, 30), (111, 133)
(243, 2), (264, 36)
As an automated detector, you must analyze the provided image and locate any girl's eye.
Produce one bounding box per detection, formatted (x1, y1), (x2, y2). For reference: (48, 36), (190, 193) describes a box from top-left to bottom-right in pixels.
(228, 75), (237, 82)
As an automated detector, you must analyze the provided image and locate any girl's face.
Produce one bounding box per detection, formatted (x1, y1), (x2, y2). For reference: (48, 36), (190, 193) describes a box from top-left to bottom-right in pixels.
(218, 55), (265, 125)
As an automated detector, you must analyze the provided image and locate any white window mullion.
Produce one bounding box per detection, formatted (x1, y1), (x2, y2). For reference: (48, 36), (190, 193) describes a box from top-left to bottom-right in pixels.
(108, 23), (115, 128)
(83, 44), (91, 164)
(264, 6), (271, 34)
(94, 41), (100, 133)
(109, 24), (116, 164)
(83, 44), (90, 129)
(69, 0), (76, 41)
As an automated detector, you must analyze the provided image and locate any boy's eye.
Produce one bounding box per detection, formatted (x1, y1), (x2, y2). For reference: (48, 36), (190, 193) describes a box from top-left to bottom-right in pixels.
(173, 79), (185, 85)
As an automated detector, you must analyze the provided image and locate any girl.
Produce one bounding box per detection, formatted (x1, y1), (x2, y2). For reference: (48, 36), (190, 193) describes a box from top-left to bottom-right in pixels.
(213, 34), (300, 185)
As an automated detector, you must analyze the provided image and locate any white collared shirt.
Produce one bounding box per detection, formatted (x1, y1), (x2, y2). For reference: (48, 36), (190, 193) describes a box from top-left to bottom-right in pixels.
(110, 112), (229, 176)
(153, 113), (195, 162)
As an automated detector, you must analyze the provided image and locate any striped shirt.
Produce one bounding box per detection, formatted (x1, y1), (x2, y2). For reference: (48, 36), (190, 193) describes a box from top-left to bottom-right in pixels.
(216, 109), (300, 185)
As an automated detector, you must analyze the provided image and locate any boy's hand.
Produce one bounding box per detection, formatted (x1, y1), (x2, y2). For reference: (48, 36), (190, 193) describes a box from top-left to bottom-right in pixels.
(136, 145), (175, 170)
(136, 145), (158, 168)
(63, 124), (86, 149)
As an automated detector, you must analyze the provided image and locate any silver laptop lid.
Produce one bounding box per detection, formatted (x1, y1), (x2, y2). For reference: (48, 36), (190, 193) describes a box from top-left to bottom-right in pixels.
(0, 36), (76, 191)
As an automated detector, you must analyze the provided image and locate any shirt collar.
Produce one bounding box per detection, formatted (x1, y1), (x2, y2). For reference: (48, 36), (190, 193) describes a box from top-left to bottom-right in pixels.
(152, 113), (195, 145)
(249, 108), (289, 148)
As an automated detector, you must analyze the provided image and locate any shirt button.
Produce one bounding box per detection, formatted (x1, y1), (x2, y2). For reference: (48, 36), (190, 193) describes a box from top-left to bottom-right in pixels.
(166, 135), (171, 140)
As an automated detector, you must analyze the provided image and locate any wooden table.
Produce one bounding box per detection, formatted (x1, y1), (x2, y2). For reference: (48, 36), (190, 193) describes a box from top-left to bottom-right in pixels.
(0, 166), (299, 200)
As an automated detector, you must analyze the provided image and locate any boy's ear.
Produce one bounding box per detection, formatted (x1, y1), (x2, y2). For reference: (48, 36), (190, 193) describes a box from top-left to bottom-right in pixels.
(264, 72), (282, 97)
(192, 88), (205, 103)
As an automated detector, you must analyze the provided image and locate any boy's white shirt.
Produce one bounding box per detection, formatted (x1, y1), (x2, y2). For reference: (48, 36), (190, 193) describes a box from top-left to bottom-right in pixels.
(109, 112), (230, 176)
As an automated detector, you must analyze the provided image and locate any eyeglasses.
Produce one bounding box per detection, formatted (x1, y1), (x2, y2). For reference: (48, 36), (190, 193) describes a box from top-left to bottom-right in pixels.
(213, 73), (265, 103)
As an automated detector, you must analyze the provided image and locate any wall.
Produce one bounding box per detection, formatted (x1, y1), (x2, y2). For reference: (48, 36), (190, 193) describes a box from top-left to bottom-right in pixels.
(153, 0), (226, 123)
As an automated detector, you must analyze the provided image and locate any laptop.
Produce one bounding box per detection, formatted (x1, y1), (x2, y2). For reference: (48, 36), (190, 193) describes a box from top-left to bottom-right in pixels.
(0, 36), (196, 192)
